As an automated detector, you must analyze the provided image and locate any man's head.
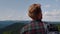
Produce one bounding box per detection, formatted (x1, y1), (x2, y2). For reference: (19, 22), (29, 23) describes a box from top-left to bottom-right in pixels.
(28, 4), (42, 20)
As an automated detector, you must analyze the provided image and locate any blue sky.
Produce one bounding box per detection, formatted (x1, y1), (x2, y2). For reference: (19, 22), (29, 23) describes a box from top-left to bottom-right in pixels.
(0, 0), (60, 21)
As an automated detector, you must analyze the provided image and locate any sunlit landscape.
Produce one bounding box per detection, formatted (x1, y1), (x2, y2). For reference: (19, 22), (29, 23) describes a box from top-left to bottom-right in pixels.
(0, 0), (60, 34)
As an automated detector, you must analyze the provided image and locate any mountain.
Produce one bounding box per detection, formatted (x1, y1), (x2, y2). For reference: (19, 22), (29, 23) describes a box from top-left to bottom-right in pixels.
(0, 21), (60, 34)
(0, 23), (26, 34)
(0, 20), (30, 28)
(0, 21), (29, 34)
(0, 21), (18, 28)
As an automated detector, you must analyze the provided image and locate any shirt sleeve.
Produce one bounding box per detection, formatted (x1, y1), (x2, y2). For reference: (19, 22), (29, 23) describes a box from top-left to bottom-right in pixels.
(20, 28), (31, 34)
(20, 25), (29, 34)
(20, 27), (24, 34)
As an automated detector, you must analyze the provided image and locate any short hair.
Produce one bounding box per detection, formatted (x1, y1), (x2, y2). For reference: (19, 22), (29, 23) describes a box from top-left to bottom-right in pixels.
(28, 4), (42, 19)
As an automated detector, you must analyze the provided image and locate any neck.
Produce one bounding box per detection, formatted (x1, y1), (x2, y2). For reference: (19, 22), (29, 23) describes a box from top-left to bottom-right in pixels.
(33, 19), (42, 22)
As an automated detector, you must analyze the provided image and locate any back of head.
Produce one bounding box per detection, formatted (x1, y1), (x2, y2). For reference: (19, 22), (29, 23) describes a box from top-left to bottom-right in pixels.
(28, 4), (42, 20)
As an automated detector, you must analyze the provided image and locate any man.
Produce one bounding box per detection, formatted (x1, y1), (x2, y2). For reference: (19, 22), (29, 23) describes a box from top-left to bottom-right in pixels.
(20, 4), (46, 34)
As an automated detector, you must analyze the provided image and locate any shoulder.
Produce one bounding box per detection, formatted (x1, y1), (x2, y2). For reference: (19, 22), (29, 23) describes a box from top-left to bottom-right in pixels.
(22, 21), (35, 30)
(20, 22), (32, 34)
(20, 21), (45, 34)
(20, 21), (38, 34)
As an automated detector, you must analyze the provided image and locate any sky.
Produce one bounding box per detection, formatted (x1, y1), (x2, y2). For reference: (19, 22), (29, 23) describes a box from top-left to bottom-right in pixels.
(0, 0), (60, 21)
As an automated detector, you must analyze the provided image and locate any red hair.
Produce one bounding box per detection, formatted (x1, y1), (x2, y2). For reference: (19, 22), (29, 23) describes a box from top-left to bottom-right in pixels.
(28, 4), (42, 20)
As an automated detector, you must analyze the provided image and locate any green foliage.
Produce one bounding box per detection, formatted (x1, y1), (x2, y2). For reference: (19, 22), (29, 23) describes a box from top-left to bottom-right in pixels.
(3, 31), (12, 34)
(1, 22), (26, 34)
(56, 24), (60, 32)
(1, 21), (60, 34)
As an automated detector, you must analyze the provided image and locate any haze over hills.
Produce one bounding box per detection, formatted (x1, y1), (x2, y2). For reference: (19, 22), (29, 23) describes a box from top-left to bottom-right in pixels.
(0, 20), (60, 34)
(0, 20), (30, 28)
(0, 21), (17, 28)
(0, 20), (30, 34)
(0, 20), (60, 28)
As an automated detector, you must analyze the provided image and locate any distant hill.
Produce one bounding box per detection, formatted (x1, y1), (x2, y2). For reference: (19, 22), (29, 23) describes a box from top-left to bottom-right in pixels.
(0, 21), (30, 28)
(0, 21), (18, 28)
(0, 23), (26, 34)
(0, 21), (29, 34)
(0, 21), (60, 34)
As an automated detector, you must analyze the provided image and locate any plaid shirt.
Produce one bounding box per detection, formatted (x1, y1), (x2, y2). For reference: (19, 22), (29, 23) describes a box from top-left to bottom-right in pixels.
(20, 21), (46, 34)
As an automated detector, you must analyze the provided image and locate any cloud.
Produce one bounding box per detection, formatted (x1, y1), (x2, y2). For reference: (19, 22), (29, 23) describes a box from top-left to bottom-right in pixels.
(42, 9), (60, 21)
(55, 0), (59, 2)
(0, 8), (21, 21)
(0, 8), (31, 21)
(43, 4), (51, 8)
